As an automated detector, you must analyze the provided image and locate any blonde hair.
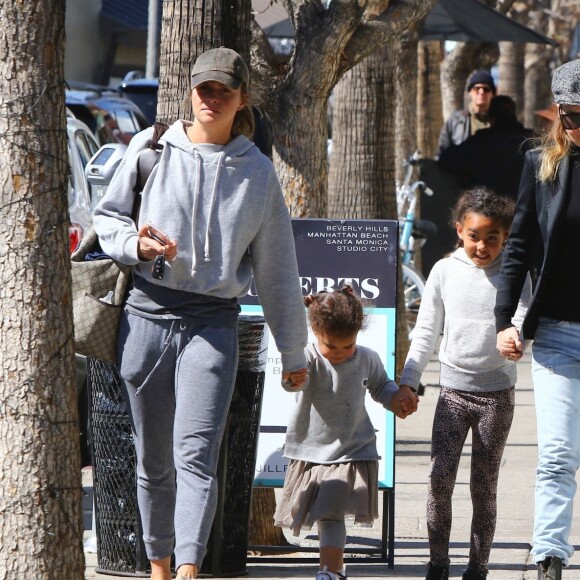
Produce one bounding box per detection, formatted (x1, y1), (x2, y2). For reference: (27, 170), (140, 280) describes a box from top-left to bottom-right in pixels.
(232, 82), (255, 138)
(538, 113), (573, 182)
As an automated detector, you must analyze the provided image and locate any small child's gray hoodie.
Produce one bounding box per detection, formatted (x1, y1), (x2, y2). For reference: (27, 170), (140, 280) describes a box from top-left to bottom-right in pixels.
(93, 120), (307, 371)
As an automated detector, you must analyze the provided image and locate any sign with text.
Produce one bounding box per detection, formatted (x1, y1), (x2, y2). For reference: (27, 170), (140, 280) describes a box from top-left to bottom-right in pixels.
(241, 219), (398, 488)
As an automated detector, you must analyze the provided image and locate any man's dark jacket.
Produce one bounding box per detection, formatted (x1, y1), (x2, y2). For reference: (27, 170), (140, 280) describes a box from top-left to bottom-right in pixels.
(436, 109), (471, 158)
(495, 149), (571, 339)
(438, 123), (534, 200)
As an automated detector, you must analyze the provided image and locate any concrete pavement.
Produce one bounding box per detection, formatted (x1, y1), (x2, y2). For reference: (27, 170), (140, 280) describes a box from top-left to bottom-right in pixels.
(84, 351), (580, 579)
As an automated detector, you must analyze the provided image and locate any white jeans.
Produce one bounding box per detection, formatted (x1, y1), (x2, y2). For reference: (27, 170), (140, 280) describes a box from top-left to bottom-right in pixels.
(531, 317), (580, 566)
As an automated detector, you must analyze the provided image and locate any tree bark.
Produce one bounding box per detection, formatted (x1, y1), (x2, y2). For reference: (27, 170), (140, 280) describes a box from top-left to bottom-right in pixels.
(326, 42), (410, 373)
(523, 0), (569, 131)
(0, 0), (84, 577)
(327, 45), (396, 219)
(498, 42), (526, 118)
(395, 29), (420, 184)
(497, 5), (528, 120)
(248, 488), (290, 552)
(417, 40), (444, 159)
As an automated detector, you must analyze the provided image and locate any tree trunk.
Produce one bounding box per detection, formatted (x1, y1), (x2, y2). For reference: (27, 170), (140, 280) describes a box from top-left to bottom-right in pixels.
(417, 40), (444, 159)
(523, 1), (559, 131)
(248, 488), (290, 552)
(273, 91), (329, 218)
(395, 29), (420, 184)
(498, 42), (526, 119)
(328, 45), (397, 219)
(0, 1), (84, 577)
(326, 43), (410, 373)
(498, 4), (528, 120)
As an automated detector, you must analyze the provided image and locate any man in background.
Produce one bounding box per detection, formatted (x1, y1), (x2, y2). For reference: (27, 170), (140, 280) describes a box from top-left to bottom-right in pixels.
(436, 70), (496, 158)
(438, 95), (534, 200)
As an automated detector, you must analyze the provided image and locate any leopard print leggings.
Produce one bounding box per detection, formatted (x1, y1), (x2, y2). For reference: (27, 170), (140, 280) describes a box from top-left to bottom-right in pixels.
(427, 387), (515, 574)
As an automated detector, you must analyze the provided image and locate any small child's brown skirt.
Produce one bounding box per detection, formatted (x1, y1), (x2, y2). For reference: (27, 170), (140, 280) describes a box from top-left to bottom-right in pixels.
(273, 459), (379, 536)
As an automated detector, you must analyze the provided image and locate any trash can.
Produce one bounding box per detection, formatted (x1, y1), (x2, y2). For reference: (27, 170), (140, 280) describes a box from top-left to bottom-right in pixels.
(88, 315), (269, 577)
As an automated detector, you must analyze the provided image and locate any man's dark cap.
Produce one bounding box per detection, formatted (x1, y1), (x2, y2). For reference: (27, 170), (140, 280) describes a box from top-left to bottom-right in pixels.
(467, 70), (496, 93)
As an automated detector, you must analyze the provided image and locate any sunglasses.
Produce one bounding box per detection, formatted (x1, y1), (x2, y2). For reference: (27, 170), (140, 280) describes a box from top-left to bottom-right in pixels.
(471, 85), (493, 94)
(559, 111), (580, 131)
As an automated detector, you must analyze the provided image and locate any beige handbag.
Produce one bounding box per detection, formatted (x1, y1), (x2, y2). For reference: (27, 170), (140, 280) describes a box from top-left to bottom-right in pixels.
(71, 228), (131, 364)
(71, 122), (169, 364)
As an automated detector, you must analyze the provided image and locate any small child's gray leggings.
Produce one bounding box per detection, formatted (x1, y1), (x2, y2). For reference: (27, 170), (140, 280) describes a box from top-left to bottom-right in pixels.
(118, 311), (239, 569)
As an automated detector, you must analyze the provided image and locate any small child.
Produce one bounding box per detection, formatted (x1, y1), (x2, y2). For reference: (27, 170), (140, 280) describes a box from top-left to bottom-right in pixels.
(275, 285), (418, 580)
(399, 187), (531, 580)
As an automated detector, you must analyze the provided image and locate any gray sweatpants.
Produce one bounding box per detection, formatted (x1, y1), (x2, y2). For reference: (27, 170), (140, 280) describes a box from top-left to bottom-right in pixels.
(118, 311), (239, 569)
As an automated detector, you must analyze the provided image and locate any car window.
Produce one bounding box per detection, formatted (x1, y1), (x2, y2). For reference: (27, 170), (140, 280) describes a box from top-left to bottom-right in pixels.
(114, 109), (138, 134)
(75, 130), (99, 169)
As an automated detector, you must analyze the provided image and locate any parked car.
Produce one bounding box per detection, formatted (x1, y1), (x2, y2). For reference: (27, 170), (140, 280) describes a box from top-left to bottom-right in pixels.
(119, 76), (159, 125)
(67, 113), (101, 252)
(66, 84), (150, 146)
(66, 113), (105, 467)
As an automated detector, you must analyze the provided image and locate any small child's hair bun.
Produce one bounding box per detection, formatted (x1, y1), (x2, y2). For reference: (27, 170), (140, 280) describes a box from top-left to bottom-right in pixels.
(304, 294), (316, 307)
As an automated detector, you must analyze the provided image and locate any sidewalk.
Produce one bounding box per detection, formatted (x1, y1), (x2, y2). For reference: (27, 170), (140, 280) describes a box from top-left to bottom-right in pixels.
(84, 351), (580, 579)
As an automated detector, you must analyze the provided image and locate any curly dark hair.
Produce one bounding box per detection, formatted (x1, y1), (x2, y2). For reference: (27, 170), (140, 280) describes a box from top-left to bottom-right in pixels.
(450, 186), (515, 247)
(304, 285), (367, 337)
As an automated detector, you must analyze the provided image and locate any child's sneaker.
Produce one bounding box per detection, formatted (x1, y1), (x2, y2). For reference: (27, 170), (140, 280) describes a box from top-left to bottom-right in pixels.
(315, 565), (348, 580)
(316, 567), (336, 580)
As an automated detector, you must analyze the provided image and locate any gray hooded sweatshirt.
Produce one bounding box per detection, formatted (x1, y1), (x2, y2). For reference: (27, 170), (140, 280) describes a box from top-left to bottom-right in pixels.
(93, 120), (307, 372)
(400, 248), (531, 392)
(284, 342), (399, 464)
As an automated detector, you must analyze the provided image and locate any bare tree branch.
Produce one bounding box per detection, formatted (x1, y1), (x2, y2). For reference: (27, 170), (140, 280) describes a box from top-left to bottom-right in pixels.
(339, 0), (437, 75)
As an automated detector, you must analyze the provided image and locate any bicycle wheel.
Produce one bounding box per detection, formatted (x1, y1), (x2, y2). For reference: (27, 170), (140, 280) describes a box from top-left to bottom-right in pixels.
(402, 264), (425, 339)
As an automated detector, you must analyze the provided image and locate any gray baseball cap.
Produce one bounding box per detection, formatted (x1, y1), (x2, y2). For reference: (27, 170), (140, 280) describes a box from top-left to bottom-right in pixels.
(552, 59), (580, 106)
(191, 47), (249, 90)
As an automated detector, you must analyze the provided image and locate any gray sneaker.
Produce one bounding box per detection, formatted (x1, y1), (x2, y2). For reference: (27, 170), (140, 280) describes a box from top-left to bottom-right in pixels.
(538, 556), (563, 580)
(316, 566), (335, 580)
(315, 565), (347, 580)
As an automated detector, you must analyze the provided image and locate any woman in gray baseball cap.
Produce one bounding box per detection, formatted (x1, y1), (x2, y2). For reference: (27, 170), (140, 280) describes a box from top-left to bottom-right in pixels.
(495, 58), (580, 580)
(94, 47), (308, 580)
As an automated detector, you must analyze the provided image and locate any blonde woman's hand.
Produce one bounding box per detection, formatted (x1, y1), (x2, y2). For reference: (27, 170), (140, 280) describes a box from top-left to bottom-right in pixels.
(137, 223), (178, 261)
(497, 327), (523, 361)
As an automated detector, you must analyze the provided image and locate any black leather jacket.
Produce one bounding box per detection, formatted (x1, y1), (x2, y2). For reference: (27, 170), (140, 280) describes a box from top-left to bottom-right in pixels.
(495, 149), (571, 339)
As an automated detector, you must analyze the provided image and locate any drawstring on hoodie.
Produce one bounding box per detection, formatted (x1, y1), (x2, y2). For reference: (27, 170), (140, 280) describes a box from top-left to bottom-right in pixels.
(190, 150), (225, 274)
(204, 151), (224, 262)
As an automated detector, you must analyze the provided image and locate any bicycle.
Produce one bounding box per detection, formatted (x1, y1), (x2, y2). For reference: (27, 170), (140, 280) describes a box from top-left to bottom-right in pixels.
(396, 152), (437, 339)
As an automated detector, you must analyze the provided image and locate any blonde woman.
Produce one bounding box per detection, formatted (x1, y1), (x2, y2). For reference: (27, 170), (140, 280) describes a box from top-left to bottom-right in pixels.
(495, 58), (580, 580)
(94, 48), (307, 580)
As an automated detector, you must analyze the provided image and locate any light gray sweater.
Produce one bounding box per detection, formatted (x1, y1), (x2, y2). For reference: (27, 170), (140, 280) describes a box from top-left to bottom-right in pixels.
(283, 342), (399, 464)
(400, 248), (531, 392)
(93, 120), (307, 371)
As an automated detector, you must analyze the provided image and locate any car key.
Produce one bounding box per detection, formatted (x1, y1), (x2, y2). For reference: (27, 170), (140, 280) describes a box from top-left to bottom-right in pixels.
(152, 247), (166, 280)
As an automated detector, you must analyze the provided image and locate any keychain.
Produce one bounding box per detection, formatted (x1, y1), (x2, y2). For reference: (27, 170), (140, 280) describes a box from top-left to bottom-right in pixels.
(148, 222), (167, 280)
(152, 246), (165, 280)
